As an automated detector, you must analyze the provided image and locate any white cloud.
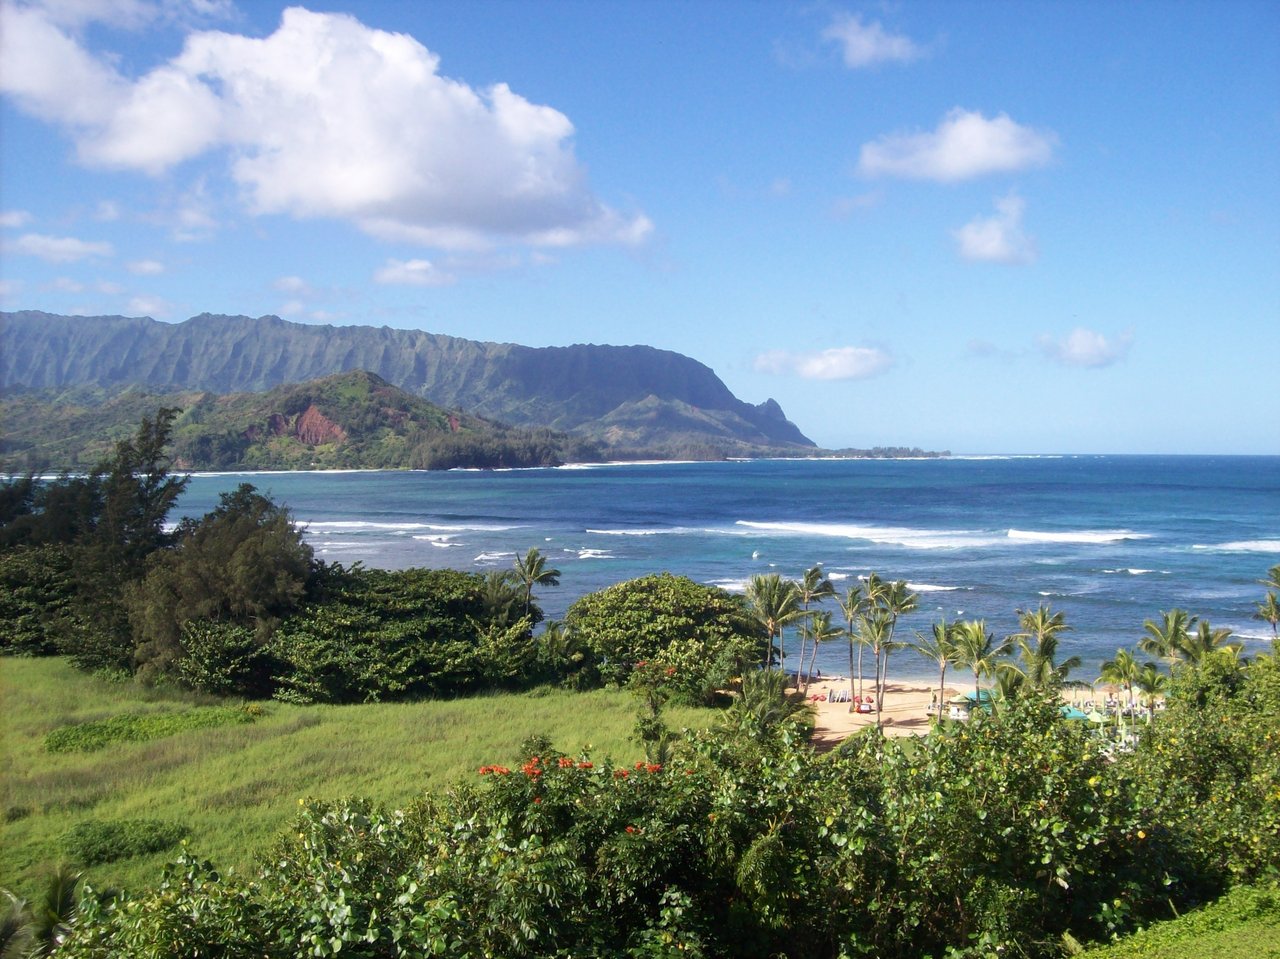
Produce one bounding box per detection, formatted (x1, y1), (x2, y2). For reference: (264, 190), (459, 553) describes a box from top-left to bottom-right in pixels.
(374, 258), (456, 287)
(3, 232), (112, 262)
(829, 191), (882, 220)
(754, 346), (893, 381)
(823, 12), (924, 68)
(94, 200), (121, 221)
(859, 108), (1057, 182)
(1037, 328), (1133, 368)
(953, 192), (1036, 264)
(1, 6), (650, 252)
(127, 294), (172, 317)
(50, 276), (85, 292)
(273, 275), (310, 294)
(126, 258), (165, 275)
(0, 210), (33, 228)
(0, 279), (24, 299)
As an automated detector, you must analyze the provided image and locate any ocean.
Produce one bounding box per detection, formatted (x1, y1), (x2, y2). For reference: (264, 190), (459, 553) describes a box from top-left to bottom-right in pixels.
(173, 455), (1280, 682)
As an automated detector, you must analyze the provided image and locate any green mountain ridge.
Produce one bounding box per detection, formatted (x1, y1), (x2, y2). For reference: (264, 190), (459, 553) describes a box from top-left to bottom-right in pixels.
(0, 371), (606, 471)
(0, 310), (815, 453)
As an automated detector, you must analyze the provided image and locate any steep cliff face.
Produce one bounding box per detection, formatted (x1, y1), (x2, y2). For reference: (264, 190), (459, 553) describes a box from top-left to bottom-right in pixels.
(1, 311), (813, 450)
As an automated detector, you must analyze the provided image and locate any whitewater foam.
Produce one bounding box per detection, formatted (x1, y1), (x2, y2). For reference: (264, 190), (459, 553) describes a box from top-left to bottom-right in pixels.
(1007, 529), (1151, 545)
(1193, 539), (1280, 553)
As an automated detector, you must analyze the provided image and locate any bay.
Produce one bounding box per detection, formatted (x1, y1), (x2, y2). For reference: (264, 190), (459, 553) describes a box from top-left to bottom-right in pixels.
(175, 455), (1280, 682)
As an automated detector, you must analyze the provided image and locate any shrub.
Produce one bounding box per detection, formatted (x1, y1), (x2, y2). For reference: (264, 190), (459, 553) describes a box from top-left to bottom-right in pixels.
(62, 819), (189, 865)
(44, 706), (258, 753)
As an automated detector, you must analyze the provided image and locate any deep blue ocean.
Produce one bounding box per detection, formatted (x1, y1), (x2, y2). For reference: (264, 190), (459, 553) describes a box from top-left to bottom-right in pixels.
(174, 456), (1280, 681)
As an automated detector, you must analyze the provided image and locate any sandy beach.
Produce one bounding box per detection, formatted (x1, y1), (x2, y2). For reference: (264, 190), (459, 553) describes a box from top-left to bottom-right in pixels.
(800, 676), (953, 748)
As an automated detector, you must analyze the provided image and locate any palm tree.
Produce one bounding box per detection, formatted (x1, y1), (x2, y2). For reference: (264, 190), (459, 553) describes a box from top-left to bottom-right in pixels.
(1261, 565), (1280, 593)
(728, 668), (813, 737)
(1181, 620), (1242, 664)
(838, 584), (867, 703)
(950, 619), (1010, 705)
(1256, 591), (1280, 639)
(867, 577), (918, 718)
(746, 573), (802, 671)
(1138, 609), (1196, 665)
(513, 547), (560, 619)
(803, 609), (844, 690)
(1009, 604), (1081, 690)
(1134, 663), (1169, 723)
(855, 611), (894, 728)
(912, 618), (956, 718)
(1099, 647), (1145, 736)
(795, 565), (835, 689)
(481, 569), (523, 626)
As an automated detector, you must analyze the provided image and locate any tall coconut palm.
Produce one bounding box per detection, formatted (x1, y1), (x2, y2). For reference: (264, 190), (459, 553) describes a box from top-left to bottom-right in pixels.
(912, 618), (957, 718)
(838, 584), (867, 703)
(1138, 609), (1196, 665)
(1009, 604), (1081, 690)
(746, 573), (802, 671)
(950, 619), (1010, 704)
(1134, 663), (1169, 723)
(1099, 647), (1146, 736)
(513, 547), (560, 619)
(1261, 565), (1280, 594)
(481, 569), (523, 626)
(804, 609), (844, 689)
(868, 577), (918, 716)
(1181, 620), (1242, 664)
(1256, 591), (1280, 639)
(795, 565), (835, 689)
(856, 611), (894, 728)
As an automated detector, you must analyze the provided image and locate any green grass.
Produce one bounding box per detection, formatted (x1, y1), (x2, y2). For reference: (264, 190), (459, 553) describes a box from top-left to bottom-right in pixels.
(1076, 882), (1280, 958)
(1, 657), (717, 898)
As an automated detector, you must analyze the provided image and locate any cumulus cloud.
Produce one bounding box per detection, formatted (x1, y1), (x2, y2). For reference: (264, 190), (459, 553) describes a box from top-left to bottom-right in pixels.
(0, 210), (33, 228)
(127, 258), (165, 275)
(754, 346), (893, 381)
(273, 275), (310, 294)
(823, 12), (924, 68)
(859, 108), (1057, 182)
(3, 232), (112, 262)
(0, 5), (650, 251)
(126, 294), (172, 317)
(953, 192), (1036, 264)
(374, 258), (456, 287)
(1037, 328), (1133, 368)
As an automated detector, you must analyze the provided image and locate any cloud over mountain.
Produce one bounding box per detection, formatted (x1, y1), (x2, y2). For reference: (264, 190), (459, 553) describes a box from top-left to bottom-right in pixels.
(0, 4), (651, 252)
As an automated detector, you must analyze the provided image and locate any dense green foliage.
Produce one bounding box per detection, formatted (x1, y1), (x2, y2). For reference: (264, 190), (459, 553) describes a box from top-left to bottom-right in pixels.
(43, 706), (258, 753)
(45, 658), (1280, 957)
(0, 371), (602, 472)
(61, 820), (190, 866)
(566, 573), (768, 702)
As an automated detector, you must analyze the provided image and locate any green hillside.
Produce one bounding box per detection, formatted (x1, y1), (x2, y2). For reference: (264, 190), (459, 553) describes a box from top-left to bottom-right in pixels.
(0, 371), (602, 472)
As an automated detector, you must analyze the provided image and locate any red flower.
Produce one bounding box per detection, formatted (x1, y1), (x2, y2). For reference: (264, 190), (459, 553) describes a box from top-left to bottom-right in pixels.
(558, 757), (574, 768)
(625, 825), (637, 834)
(646, 764), (662, 774)
(577, 761), (594, 769)
(533, 797), (542, 804)
(614, 769), (629, 779)
(635, 660), (647, 668)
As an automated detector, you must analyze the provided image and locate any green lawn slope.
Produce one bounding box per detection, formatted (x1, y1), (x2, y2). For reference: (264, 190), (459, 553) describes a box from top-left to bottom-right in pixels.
(1075, 881), (1280, 958)
(1, 657), (716, 898)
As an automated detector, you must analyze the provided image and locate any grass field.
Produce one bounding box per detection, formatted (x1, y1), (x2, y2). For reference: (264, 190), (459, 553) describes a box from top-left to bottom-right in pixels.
(1, 657), (718, 898)
(1075, 882), (1280, 958)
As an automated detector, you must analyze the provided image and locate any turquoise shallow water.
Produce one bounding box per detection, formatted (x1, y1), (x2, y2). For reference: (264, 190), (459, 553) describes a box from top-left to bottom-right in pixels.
(175, 455), (1280, 681)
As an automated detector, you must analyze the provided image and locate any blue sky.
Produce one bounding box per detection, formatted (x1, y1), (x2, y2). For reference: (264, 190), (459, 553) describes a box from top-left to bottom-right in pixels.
(2, 1), (1277, 454)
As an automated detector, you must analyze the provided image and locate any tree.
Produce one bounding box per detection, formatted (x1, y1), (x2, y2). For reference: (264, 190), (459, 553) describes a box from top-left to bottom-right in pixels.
(128, 484), (314, 686)
(802, 609), (844, 691)
(566, 573), (766, 702)
(480, 569), (524, 627)
(912, 618), (956, 718)
(746, 573), (802, 671)
(1007, 604), (1080, 691)
(837, 584), (867, 703)
(950, 619), (1011, 703)
(1134, 662), (1168, 722)
(794, 565), (834, 690)
(513, 547), (559, 622)
(1137, 609), (1196, 666)
(1180, 620), (1242, 665)
(1255, 591), (1280, 639)
(1099, 647), (1146, 737)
